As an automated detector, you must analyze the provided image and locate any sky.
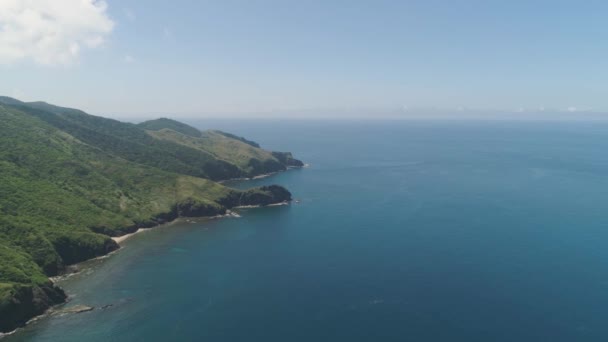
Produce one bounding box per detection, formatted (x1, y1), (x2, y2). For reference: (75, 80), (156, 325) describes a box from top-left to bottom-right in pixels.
(1, 0), (608, 119)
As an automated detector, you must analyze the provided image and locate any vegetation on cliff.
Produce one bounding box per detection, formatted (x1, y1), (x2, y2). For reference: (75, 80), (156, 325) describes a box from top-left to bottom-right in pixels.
(0, 97), (301, 332)
(140, 118), (302, 176)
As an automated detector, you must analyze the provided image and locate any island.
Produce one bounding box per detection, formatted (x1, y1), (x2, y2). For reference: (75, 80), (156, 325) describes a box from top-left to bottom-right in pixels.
(0, 97), (303, 333)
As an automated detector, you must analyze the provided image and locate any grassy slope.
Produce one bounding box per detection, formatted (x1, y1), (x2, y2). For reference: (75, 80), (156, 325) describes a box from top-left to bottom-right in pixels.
(13, 102), (243, 181)
(139, 118), (305, 175)
(0, 100), (296, 330)
(137, 118), (202, 138)
(147, 128), (286, 175)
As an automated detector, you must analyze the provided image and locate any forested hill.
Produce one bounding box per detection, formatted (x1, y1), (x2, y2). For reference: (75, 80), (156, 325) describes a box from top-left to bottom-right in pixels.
(0, 97), (301, 332)
(6, 100), (301, 181)
(140, 118), (304, 175)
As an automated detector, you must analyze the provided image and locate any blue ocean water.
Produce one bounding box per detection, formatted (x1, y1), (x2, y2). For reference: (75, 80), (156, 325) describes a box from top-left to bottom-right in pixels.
(7, 120), (608, 341)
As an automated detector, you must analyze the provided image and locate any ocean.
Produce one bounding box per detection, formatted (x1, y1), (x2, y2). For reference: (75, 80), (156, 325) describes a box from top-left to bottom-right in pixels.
(7, 120), (608, 341)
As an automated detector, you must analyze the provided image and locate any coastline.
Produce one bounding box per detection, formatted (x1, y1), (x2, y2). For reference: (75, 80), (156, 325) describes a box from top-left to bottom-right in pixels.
(110, 210), (243, 245)
(111, 163), (306, 244)
(80, 170), (302, 262)
(233, 201), (290, 209)
(0, 98), (307, 336)
(2, 205), (284, 337)
(108, 200), (289, 245)
(218, 164), (308, 184)
(1, 166), (302, 336)
(111, 228), (152, 244)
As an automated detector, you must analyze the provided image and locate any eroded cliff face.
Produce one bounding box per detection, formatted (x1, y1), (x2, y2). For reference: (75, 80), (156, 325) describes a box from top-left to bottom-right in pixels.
(50, 234), (120, 266)
(0, 282), (66, 333)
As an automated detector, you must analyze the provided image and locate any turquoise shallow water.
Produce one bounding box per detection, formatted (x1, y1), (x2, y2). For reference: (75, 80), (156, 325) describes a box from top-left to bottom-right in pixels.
(7, 120), (608, 341)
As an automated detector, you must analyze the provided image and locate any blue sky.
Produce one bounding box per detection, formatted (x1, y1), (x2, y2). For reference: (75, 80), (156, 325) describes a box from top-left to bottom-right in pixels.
(1, 1), (607, 118)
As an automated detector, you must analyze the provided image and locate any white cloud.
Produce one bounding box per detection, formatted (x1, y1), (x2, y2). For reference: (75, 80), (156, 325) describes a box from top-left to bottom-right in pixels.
(124, 54), (135, 63)
(0, 0), (114, 66)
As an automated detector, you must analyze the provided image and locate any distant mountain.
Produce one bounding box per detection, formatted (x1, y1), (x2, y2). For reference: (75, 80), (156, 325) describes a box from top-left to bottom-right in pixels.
(0, 97), (301, 332)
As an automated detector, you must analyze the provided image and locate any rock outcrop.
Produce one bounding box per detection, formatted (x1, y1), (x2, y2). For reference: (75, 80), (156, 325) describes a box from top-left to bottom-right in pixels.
(0, 283), (66, 333)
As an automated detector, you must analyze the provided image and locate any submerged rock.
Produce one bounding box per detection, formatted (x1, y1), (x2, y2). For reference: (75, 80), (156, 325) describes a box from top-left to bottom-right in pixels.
(55, 305), (94, 314)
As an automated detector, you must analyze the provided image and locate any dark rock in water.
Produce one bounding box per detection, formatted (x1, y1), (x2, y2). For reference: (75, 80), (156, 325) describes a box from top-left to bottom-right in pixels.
(100, 304), (114, 310)
(56, 305), (94, 314)
(0, 282), (67, 333)
(63, 265), (81, 275)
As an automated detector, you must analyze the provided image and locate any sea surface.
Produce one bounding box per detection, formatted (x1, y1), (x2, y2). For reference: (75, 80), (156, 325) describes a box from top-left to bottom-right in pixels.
(7, 120), (608, 341)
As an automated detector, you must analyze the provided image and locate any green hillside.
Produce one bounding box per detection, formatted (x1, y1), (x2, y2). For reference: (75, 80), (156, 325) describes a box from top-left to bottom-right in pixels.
(137, 118), (202, 138)
(145, 128), (282, 175)
(0, 98), (300, 332)
(213, 130), (261, 148)
(139, 118), (303, 176)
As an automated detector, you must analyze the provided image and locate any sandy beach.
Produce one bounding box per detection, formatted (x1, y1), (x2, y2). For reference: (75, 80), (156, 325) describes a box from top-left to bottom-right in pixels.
(110, 210), (246, 244)
(112, 228), (151, 244)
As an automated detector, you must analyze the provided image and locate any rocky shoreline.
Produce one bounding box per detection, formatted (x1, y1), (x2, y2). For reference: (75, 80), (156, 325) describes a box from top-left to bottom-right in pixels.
(0, 180), (297, 335)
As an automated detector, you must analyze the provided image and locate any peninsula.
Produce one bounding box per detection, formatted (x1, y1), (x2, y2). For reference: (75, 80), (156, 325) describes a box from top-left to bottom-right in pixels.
(0, 97), (302, 332)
